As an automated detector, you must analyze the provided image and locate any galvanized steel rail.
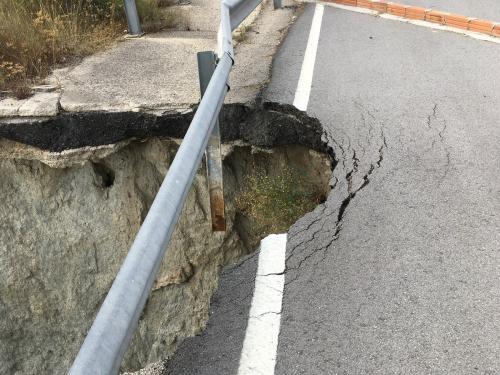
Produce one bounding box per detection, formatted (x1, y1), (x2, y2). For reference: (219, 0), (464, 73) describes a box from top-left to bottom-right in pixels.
(124, 0), (143, 37)
(68, 0), (276, 373)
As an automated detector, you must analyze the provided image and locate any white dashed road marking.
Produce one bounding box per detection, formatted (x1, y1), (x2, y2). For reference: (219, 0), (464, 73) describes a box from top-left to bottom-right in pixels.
(237, 234), (287, 375)
(293, 4), (324, 111)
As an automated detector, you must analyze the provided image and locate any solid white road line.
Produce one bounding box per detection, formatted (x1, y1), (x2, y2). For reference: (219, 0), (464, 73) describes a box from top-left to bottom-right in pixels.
(321, 1), (500, 44)
(293, 4), (325, 112)
(237, 234), (287, 375)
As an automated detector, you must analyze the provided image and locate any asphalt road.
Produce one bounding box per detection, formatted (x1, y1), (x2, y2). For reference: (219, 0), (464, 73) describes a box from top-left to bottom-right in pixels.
(167, 3), (500, 374)
(165, 252), (259, 375)
(398, 0), (500, 20)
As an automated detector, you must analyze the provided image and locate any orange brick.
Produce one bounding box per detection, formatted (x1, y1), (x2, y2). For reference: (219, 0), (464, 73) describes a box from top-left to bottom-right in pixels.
(357, 0), (372, 9)
(371, 0), (388, 12)
(405, 6), (427, 20)
(425, 10), (448, 24)
(444, 14), (470, 30)
(492, 24), (500, 36)
(445, 20), (470, 30)
(335, 0), (357, 5)
(468, 19), (494, 33)
(387, 3), (407, 17)
(445, 13), (469, 23)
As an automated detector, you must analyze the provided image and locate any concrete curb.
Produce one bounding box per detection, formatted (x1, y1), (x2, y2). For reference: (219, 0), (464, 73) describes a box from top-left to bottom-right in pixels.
(327, 0), (500, 37)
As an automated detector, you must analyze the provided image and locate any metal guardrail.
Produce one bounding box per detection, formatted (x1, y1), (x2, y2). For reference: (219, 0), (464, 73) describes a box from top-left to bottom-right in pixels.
(68, 0), (279, 373)
(124, 0), (143, 37)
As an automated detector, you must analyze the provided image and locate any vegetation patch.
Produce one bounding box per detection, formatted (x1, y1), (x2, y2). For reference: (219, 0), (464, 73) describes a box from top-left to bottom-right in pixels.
(137, 0), (187, 33)
(0, 0), (184, 98)
(236, 166), (326, 234)
(233, 25), (252, 44)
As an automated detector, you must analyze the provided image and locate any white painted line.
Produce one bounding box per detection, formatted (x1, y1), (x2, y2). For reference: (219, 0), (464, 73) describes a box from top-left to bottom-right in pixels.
(237, 234), (287, 375)
(320, 1), (500, 44)
(293, 4), (325, 112)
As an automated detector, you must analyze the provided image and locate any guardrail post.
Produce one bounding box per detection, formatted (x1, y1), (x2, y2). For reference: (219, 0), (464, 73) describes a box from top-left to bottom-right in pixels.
(273, 0), (282, 10)
(197, 51), (227, 232)
(124, 0), (143, 37)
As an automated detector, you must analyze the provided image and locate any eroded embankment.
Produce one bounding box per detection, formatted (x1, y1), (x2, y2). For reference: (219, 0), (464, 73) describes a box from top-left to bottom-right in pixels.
(0, 103), (333, 374)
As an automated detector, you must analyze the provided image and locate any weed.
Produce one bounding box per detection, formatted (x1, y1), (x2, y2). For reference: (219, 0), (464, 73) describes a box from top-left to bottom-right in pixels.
(235, 166), (325, 233)
(137, 0), (187, 32)
(233, 25), (252, 44)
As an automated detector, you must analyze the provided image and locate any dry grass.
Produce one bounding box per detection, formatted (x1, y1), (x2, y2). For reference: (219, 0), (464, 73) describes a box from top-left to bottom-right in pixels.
(0, 0), (184, 98)
(138, 0), (187, 33)
(233, 25), (252, 44)
(0, 1), (123, 97)
(235, 167), (325, 234)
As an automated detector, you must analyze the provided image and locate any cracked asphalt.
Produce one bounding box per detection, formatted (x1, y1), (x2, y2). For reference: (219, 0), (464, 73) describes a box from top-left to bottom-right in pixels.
(166, 3), (500, 374)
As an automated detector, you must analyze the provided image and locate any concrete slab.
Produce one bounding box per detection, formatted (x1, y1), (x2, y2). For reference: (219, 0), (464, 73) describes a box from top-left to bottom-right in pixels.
(54, 31), (217, 113)
(18, 92), (61, 117)
(0, 98), (25, 117)
(0, 0), (293, 123)
(0, 92), (60, 117)
(174, 0), (221, 32)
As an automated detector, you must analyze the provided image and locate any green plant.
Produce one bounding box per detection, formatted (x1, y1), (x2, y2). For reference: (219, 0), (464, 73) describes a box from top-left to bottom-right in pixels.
(235, 167), (324, 233)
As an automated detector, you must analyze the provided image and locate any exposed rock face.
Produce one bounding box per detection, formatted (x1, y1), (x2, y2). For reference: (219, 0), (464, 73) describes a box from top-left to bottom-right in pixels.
(0, 136), (331, 374)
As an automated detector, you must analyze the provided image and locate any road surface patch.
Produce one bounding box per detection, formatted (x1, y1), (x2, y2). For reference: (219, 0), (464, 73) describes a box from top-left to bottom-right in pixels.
(319, 0), (500, 42)
(237, 234), (287, 375)
(293, 4), (324, 111)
